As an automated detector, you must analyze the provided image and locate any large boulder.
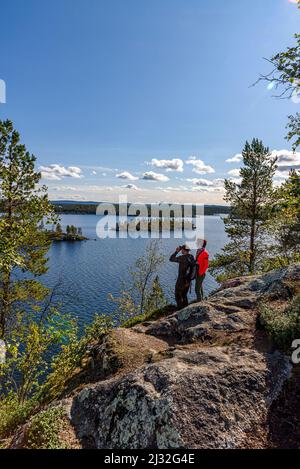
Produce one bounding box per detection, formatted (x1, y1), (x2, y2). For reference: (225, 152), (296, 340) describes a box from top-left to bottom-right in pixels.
(70, 347), (291, 449)
(140, 301), (256, 343)
(214, 263), (300, 300)
(137, 264), (300, 344)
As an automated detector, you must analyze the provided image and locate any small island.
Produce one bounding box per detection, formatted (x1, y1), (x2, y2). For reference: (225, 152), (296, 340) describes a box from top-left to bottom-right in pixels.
(115, 218), (196, 232)
(47, 223), (88, 242)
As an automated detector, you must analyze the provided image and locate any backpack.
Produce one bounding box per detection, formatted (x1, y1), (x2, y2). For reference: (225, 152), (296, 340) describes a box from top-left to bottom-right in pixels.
(185, 255), (198, 282)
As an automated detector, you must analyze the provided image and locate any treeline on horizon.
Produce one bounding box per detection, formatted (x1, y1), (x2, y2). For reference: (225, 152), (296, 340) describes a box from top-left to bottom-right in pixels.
(50, 202), (231, 216)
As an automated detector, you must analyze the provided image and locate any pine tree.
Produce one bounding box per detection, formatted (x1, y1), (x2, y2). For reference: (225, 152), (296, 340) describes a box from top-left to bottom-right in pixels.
(211, 139), (277, 280)
(145, 275), (166, 312)
(268, 170), (300, 267)
(0, 120), (55, 337)
(55, 223), (63, 235)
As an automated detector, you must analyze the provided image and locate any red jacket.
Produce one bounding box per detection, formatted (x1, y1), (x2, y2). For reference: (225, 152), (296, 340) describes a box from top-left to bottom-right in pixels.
(197, 249), (209, 276)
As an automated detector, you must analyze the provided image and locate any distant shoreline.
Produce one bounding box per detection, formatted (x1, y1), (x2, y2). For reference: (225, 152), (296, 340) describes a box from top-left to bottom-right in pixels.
(51, 201), (231, 217)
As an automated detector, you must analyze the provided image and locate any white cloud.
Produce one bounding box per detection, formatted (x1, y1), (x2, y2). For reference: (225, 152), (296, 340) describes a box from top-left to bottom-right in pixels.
(81, 165), (118, 173)
(122, 184), (139, 190)
(274, 170), (291, 180)
(158, 185), (190, 192)
(226, 149), (300, 173)
(186, 178), (214, 186)
(191, 186), (225, 193)
(271, 149), (300, 172)
(91, 170), (97, 176)
(141, 171), (170, 182)
(226, 153), (243, 163)
(214, 178), (226, 185)
(40, 164), (83, 180)
(157, 178), (225, 194)
(46, 182), (226, 204)
(227, 168), (240, 177)
(229, 177), (242, 185)
(50, 185), (77, 191)
(189, 177), (225, 193)
(149, 158), (184, 172)
(185, 157), (215, 175)
(116, 171), (139, 181)
(273, 179), (285, 188)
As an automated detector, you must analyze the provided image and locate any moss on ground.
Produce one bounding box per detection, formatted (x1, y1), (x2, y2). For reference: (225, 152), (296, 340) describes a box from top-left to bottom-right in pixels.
(122, 304), (175, 328)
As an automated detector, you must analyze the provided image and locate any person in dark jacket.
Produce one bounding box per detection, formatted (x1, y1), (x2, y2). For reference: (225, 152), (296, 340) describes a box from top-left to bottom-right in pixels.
(170, 244), (195, 310)
(195, 239), (209, 301)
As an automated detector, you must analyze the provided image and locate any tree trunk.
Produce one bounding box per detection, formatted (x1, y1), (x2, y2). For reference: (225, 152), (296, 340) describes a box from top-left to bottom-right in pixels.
(249, 174), (258, 275)
(249, 219), (256, 275)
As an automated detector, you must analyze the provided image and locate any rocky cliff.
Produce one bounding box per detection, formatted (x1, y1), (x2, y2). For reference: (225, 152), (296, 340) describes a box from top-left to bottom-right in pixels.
(10, 264), (300, 449)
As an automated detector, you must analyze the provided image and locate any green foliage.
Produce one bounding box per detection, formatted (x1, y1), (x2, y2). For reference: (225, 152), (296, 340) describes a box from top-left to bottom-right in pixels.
(55, 223), (63, 234)
(109, 240), (166, 321)
(286, 113), (300, 151)
(25, 407), (67, 449)
(260, 294), (300, 350)
(122, 304), (174, 328)
(0, 308), (78, 404)
(39, 314), (113, 403)
(210, 139), (277, 280)
(65, 225), (78, 236)
(145, 276), (167, 313)
(0, 312), (113, 438)
(0, 120), (56, 337)
(265, 33), (300, 97)
(0, 394), (37, 440)
(265, 170), (300, 268)
(258, 18), (300, 149)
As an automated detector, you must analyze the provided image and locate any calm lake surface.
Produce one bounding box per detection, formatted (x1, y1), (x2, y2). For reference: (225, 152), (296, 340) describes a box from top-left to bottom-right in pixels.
(41, 214), (228, 327)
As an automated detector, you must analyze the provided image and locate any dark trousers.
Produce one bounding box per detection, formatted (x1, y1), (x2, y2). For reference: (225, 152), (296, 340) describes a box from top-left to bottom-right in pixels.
(195, 274), (206, 301)
(175, 279), (190, 310)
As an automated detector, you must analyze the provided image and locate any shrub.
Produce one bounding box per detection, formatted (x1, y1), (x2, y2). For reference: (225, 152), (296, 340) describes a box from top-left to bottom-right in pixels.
(0, 394), (37, 439)
(122, 304), (174, 328)
(260, 294), (300, 350)
(39, 314), (113, 403)
(25, 407), (67, 449)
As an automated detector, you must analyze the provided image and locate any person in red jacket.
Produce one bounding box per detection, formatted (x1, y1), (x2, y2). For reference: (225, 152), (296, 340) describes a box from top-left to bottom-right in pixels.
(195, 239), (209, 301)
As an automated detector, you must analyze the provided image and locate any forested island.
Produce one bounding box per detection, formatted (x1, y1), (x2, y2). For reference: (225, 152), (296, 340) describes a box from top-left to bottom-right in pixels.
(115, 219), (196, 232)
(47, 223), (88, 242)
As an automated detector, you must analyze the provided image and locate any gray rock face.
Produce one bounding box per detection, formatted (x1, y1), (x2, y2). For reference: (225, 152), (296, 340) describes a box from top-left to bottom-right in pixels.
(215, 263), (300, 299)
(137, 263), (300, 343)
(70, 347), (292, 449)
(68, 265), (299, 449)
(141, 301), (255, 343)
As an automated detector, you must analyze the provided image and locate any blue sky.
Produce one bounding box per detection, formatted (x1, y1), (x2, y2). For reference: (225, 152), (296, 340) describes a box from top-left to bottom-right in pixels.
(0, 0), (299, 203)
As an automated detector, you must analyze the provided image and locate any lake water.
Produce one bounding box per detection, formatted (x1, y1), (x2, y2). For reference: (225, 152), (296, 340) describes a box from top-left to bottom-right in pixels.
(41, 214), (228, 327)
